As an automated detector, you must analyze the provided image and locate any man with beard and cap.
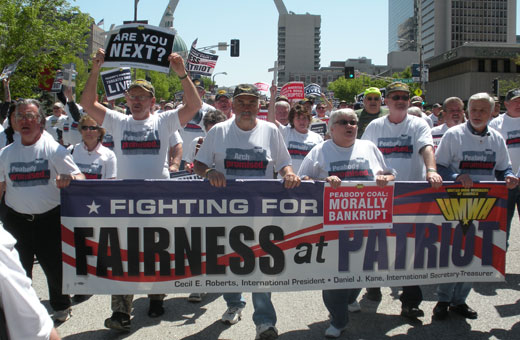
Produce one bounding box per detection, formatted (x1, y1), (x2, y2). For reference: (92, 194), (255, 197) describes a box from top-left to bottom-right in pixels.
(213, 88), (233, 119)
(361, 82), (442, 320)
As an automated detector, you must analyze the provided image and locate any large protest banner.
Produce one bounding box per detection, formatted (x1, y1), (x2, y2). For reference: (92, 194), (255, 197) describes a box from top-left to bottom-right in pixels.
(61, 180), (507, 295)
(103, 24), (175, 73)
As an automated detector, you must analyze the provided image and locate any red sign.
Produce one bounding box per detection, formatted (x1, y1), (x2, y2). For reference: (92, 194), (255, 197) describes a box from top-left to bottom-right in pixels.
(323, 182), (394, 230)
(280, 82), (305, 101)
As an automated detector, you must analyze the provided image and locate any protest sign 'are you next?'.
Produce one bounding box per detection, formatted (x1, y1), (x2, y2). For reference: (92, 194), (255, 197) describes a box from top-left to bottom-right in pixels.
(103, 24), (175, 74)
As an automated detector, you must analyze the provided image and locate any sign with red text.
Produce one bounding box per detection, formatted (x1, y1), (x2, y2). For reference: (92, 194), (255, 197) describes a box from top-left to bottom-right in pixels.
(280, 82), (305, 101)
(254, 82), (270, 96)
(323, 182), (394, 230)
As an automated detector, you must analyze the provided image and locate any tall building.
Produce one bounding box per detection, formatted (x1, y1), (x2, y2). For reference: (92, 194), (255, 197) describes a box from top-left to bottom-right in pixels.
(388, 0), (417, 52)
(421, 0), (517, 59)
(274, 0), (321, 85)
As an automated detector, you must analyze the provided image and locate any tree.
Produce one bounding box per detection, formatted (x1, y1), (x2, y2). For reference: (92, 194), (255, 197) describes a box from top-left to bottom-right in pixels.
(0, 0), (91, 99)
(328, 76), (389, 102)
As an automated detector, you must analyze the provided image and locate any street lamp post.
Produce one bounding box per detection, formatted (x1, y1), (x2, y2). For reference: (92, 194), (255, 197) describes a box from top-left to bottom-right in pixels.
(212, 72), (227, 88)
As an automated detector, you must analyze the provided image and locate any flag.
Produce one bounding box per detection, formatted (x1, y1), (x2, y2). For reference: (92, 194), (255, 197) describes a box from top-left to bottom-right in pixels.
(97, 19), (104, 26)
(191, 38), (198, 48)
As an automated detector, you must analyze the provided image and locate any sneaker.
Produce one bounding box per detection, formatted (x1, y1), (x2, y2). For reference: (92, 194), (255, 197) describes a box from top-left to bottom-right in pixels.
(221, 306), (243, 325)
(53, 307), (71, 322)
(366, 287), (382, 301)
(348, 301), (361, 313)
(104, 312), (131, 332)
(255, 323), (278, 340)
(400, 305), (425, 319)
(148, 299), (165, 317)
(188, 292), (205, 303)
(433, 302), (449, 320)
(325, 324), (347, 338)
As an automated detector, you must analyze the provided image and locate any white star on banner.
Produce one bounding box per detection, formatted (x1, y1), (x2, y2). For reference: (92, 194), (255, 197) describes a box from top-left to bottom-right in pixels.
(87, 201), (101, 214)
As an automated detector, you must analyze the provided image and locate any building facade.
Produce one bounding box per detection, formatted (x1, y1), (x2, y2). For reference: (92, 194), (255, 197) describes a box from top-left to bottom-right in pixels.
(274, 0), (321, 86)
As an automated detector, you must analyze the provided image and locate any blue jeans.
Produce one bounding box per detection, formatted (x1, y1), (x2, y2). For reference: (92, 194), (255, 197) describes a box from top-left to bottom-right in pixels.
(437, 282), (472, 305)
(322, 288), (361, 329)
(506, 187), (520, 248)
(224, 292), (276, 326)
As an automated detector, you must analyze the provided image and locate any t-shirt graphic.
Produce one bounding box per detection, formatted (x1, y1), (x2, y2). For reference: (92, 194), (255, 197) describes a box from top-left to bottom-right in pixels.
(506, 130), (520, 149)
(77, 163), (102, 179)
(328, 158), (374, 180)
(102, 134), (114, 150)
(9, 159), (50, 187)
(459, 150), (496, 176)
(184, 110), (204, 133)
(287, 141), (314, 160)
(224, 147), (268, 177)
(121, 128), (160, 155)
(377, 135), (413, 159)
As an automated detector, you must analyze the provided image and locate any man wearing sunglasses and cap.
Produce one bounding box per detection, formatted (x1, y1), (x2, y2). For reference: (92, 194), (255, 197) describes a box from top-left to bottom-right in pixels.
(356, 87), (388, 137)
(81, 48), (202, 332)
(361, 82), (442, 320)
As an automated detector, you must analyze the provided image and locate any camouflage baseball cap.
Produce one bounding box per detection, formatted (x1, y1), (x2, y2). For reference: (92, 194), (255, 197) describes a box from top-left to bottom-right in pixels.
(233, 84), (260, 98)
(128, 79), (155, 97)
(386, 82), (409, 95)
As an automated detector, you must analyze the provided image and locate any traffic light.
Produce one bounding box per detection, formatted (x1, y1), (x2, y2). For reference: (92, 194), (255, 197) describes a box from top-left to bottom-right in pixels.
(230, 39), (240, 57)
(344, 67), (355, 79)
(492, 78), (499, 96)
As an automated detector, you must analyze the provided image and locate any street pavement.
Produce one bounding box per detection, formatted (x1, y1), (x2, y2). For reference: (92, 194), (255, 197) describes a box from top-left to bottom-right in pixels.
(32, 217), (520, 340)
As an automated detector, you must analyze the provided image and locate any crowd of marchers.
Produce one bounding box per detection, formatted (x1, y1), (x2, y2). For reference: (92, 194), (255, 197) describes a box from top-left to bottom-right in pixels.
(1, 48), (520, 340)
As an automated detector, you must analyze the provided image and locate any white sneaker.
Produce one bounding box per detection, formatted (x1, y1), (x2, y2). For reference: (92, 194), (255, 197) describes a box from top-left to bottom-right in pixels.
(221, 306), (243, 325)
(325, 324), (346, 338)
(255, 323), (278, 340)
(53, 307), (72, 322)
(188, 293), (205, 302)
(348, 301), (361, 313)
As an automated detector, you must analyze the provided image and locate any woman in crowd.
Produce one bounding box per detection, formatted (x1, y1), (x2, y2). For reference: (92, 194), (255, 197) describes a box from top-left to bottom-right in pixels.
(69, 115), (116, 180)
(297, 108), (396, 338)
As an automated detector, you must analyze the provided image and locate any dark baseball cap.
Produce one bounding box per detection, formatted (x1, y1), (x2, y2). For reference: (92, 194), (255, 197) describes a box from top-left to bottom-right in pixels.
(233, 84), (260, 98)
(215, 88), (232, 100)
(128, 79), (155, 97)
(192, 78), (205, 89)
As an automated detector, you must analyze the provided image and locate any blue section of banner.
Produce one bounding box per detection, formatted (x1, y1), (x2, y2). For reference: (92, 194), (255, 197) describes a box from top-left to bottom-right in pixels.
(61, 180), (324, 218)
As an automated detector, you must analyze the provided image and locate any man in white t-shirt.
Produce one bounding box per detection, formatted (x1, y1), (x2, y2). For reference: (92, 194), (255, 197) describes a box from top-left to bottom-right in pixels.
(44, 102), (68, 144)
(361, 82), (442, 319)
(434, 92), (517, 321)
(194, 84), (300, 340)
(431, 97), (465, 149)
(80, 48), (202, 331)
(489, 88), (520, 247)
(214, 88), (234, 119)
(0, 99), (85, 324)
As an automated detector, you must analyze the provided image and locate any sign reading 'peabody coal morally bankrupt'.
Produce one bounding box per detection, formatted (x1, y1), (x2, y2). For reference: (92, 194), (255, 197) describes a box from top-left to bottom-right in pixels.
(61, 180), (507, 295)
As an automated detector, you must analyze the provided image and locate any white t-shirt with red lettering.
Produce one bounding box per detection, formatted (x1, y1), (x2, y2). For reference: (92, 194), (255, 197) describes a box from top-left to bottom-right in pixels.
(102, 108), (182, 179)
(195, 118), (291, 179)
(68, 142), (117, 179)
(278, 125), (323, 175)
(0, 135), (81, 214)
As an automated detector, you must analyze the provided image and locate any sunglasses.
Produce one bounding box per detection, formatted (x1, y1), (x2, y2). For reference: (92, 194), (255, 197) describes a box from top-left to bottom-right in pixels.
(81, 126), (99, 131)
(126, 94), (152, 101)
(390, 95), (410, 101)
(335, 119), (357, 126)
(365, 96), (381, 101)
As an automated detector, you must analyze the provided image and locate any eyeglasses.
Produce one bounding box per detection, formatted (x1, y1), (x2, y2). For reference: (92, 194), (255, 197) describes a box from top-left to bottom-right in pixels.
(126, 94), (152, 101)
(365, 97), (381, 101)
(390, 95), (410, 101)
(15, 113), (39, 121)
(81, 126), (99, 131)
(335, 119), (357, 126)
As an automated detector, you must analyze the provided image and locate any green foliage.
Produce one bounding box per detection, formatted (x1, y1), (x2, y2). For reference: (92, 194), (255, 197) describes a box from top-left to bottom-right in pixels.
(328, 76), (389, 102)
(0, 0), (91, 98)
(499, 78), (520, 97)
